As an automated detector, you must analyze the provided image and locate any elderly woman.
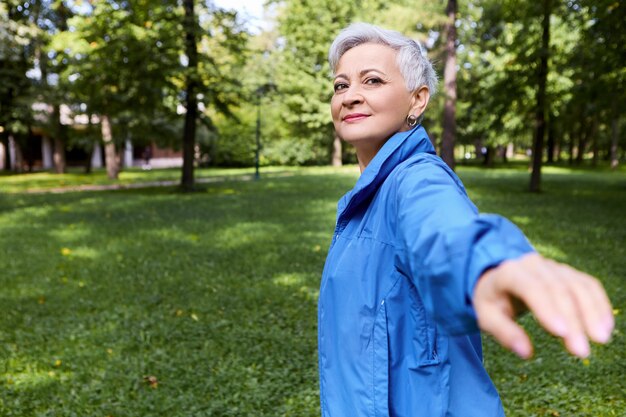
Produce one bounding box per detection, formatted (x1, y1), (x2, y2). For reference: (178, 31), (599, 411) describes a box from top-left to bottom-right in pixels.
(318, 23), (614, 416)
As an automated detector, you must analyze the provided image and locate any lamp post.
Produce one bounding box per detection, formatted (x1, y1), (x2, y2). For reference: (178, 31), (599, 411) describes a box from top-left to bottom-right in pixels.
(254, 97), (261, 180)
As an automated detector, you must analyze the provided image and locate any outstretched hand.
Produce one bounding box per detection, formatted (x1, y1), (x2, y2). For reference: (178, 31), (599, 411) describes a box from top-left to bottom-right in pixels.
(473, 253), (614, 359)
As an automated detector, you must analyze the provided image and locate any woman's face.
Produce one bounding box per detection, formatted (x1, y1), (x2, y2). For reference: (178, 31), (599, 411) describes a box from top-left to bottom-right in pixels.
(331, 42), (414, 151)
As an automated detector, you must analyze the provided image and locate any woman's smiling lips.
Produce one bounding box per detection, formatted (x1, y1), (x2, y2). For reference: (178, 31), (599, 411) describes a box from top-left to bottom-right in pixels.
(342, 113), (370, 122)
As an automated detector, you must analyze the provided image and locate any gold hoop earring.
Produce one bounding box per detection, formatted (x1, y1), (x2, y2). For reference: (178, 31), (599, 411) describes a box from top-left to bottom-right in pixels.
(406, 114), (418, 127)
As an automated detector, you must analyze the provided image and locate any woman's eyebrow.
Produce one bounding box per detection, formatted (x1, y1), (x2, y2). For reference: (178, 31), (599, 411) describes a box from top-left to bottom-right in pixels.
(334, 68), (386, 81)
(359, 68), (385, 76)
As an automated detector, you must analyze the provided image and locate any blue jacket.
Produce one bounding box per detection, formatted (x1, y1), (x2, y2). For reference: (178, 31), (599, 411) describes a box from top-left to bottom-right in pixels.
(318, 126), (535, 417)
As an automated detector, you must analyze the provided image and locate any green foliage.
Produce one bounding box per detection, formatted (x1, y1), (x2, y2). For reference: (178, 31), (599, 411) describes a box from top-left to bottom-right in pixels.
(2, 0), (624, 171)
(270, 0), (348, 164)
(37, 0), (248, 162)
(49, 0), (183, 148)
(0, 0), (39, 136)
(0, 166), (624, 416)
(454, 0), (626, 163)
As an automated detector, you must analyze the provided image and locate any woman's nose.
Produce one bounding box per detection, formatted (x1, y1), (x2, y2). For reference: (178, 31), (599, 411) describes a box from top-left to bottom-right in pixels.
(341, 85), (363, 106)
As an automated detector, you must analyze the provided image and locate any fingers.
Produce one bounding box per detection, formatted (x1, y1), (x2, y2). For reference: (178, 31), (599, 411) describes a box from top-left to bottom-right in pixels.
(556, 262), (615, 344)
(513, 256), (591, 357)
(509, 255), (614, 357)
(474, 253), (614, 359)
(475, 298), (534, 359)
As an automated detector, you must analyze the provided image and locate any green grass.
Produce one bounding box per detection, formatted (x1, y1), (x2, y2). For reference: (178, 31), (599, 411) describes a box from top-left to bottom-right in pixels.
(0, 166), (302, 194)
(0, 165), (624, 416)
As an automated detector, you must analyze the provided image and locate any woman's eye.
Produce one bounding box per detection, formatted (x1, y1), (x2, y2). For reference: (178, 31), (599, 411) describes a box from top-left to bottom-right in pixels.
(365, 77), (382, 85)
(333, 83), (348, 92)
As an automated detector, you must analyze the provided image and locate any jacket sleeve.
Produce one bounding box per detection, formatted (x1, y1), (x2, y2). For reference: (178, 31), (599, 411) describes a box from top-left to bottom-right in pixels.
(393, 156), (535, 335)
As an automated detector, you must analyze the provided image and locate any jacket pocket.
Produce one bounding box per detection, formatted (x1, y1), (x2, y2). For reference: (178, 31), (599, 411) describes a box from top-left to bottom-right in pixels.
(408, 284), (441, 367)
(372, 299), (390, 417)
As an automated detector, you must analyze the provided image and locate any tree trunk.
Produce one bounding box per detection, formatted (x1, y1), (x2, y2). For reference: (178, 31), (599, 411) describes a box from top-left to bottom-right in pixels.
(441, 0), (457, 171)
(53, 137), (66, 174)
(610, 115), (619, 169)
(554, 131), (561, 162)
(591, 117), (600, 167)
(25, 129), (35, 172)
(181, 0), (198, 191)
(546, 114), (555, 163)
(101, 114), (120, 179)
(576, 128), (588, 164)
(567, 132), (574, 165)
(529, 0), (551, 193)
(84, 157), (92, 174)
(332, 133), (342, 166)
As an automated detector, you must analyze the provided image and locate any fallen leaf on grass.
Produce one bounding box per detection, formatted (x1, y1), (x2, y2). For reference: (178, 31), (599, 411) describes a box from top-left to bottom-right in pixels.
(143, 375), (158, 389)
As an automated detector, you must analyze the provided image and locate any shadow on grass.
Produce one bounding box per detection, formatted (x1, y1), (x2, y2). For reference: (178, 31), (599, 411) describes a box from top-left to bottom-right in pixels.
(0, 173), (354, 416)
(1, 167), (624, 416)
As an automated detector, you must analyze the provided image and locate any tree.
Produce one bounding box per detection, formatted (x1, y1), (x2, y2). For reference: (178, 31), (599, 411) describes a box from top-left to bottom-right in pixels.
(529, 0), (551, 192)
(573, 0), (625, 169)
(38, 0), (73, 174)
(457, 1), (558, 181)
(51, 0), (185, 179)
(441, 0), (458, 170)
(181, 5), (248, 187)
(0, 0), (39, 172)
(181, 0), (199, 191)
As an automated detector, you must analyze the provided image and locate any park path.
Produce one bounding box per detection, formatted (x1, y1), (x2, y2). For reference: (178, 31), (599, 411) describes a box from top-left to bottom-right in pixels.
(23, 172), (293, 194)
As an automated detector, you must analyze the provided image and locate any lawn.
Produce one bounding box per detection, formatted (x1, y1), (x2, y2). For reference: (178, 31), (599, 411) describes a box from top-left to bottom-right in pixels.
(0, 165), (624, 416)
(0, 166), (299, 194)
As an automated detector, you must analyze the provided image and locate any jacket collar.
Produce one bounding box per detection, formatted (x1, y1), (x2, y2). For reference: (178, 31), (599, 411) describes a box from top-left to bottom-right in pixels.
(337, 125), (436, 222)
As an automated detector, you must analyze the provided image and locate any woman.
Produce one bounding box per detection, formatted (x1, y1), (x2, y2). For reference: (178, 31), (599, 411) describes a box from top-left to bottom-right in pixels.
(318, 23), (614, 417)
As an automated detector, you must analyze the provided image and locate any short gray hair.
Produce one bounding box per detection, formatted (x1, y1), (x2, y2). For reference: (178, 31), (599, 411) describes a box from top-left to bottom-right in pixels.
(328, 22), (438, 96)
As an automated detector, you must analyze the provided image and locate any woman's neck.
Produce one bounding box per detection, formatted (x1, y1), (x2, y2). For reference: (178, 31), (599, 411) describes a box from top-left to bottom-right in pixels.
(355, 143), (384, 173)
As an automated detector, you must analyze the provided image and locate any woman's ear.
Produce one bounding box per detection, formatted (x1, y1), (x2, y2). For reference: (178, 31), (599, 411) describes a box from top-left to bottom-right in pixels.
(409, 86), (430, 118)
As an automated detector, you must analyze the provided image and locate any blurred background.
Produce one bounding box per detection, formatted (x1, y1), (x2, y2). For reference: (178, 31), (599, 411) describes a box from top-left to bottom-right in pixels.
(1, 0), (624, 188)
